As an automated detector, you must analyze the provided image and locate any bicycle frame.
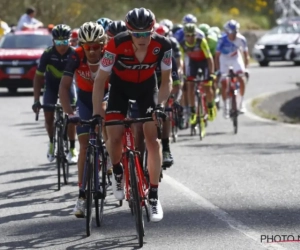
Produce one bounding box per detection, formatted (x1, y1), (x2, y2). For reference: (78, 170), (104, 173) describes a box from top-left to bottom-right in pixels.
(122, 125), (149, 205)
(195, 82), (208, 119)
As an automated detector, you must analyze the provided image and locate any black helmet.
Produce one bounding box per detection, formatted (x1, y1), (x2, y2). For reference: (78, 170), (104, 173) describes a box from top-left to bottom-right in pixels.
(52, 24), (71, 39)
(125, 7), (155, 30)
(107, 20), (127, 37)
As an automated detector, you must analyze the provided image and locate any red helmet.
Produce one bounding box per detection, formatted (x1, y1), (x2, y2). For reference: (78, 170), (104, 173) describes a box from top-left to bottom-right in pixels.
(155, 24), (169, 36)
(71, 29), (79, 39)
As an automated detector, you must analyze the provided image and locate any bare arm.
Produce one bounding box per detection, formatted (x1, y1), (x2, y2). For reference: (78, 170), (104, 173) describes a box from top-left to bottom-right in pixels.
(215, 51), (221, 71)
(59, 76), (74, 114)
(243, 50), (249, 68)
(207, 56), (214, 75)
(92, 69), (110, 117)
(33, 74), (44, 102)
(158, 69), (172, 105)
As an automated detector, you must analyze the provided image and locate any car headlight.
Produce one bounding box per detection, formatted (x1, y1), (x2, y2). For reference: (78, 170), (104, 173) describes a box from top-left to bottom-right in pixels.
(254, 44), (265, 49)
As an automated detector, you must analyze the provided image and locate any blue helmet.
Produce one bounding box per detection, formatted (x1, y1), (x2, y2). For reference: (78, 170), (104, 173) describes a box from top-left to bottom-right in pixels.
(182, 14), (197, 24)
(96, 17), (112, 31)
(223, 19), (240, 33)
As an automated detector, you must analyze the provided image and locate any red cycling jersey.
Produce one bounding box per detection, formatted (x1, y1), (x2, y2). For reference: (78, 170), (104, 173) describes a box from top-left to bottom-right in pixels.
(64, 46), (109, 92)
(100, 32), (172, 83)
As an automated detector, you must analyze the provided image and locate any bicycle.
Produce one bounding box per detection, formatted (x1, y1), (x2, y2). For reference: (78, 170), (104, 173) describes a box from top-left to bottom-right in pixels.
(190, 70), (211, 140)
(221, 67), (249, 134)
(105, 115), (163, 248)
(65, 116), (110, 237)
(35, 104), (72, 191)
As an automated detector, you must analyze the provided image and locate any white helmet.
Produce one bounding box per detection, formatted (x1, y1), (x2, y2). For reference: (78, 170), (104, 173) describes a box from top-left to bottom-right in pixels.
(78, 22), (106, 44)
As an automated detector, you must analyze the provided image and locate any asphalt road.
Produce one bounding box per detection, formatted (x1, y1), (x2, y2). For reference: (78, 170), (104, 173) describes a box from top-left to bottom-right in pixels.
(1, 62), (300, 250)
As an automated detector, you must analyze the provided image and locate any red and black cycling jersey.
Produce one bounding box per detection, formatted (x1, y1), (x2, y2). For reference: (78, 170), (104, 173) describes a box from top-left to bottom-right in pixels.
(100, 32), (172, 83)
(63, 46), (109, 92)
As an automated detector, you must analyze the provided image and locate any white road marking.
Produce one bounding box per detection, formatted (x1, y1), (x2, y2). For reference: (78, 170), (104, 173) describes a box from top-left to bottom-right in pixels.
(164, 174), (286, 250)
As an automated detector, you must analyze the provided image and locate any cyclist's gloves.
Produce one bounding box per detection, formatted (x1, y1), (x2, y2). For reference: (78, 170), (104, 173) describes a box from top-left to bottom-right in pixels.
(154, 104), (167, 120)
(32, 100), (41, 112)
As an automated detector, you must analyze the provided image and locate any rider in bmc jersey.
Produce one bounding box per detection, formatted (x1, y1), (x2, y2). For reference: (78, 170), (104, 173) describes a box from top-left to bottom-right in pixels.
(32, 24), (78, 164)
(93, 8), (172, 222)
(59, 22), (108, 218)
(215, 20), (249, 118)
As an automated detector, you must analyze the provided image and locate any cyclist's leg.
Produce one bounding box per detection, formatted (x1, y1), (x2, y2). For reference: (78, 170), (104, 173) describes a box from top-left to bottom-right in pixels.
(43, 86), (57, 162)
(73, 95), (91, 217)
(219, 55), (230, 118)
(137, 80), (163, 222)
(67, 83), (78, 164)
(233, 55), (246, 112)
(105, 82), (128, 201)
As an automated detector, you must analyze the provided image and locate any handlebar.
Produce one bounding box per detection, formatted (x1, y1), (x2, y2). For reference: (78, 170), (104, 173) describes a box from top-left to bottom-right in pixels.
(35, 104), (76, 121)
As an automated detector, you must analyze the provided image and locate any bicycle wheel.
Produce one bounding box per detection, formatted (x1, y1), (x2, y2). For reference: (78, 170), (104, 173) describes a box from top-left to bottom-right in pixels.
(62, 137), (69, 184)
(231, 92), (238, 134)
(86, 147), (94, 237)
(197, 94), (203, 141)
(129, 151), (144, 247)
(55, 125), (61, 191)
(95, 146), (106, 227)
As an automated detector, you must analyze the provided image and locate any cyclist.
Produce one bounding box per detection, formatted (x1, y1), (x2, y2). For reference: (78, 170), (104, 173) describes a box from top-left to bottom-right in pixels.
(173, 14), (204, 44)
(93, 8), (172, 222)
(59, 22), (108, 218)
(70, 28), (79, 47)
(32, 24), (78, 164)
(106, 20), (127, 41)
(96, 17), (112, 32)
(180, 23), (215, 127)
(215, 20), (249, 118)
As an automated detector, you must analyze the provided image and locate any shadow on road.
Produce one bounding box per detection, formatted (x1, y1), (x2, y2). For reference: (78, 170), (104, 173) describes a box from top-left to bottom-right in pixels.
(280, 95), (300, 122)
(0, 91), (33, 97)
(185, 142), (299, 155)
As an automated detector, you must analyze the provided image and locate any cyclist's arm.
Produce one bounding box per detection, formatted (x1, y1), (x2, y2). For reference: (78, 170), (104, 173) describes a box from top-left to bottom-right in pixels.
(171, 37), (183, 75)
(33, 50), (48, 102)
(215, 39), (223, 71)
(179, 46), (186, 75)
(158, 47), (173, 105)
(93, 46), (116, 117)
(201, 38), (214, 74)
(59, 52), (80, 114)
(170, 57), (181, 96)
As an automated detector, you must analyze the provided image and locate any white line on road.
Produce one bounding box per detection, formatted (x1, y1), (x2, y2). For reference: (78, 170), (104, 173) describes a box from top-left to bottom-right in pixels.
(163, 174), (286, 250)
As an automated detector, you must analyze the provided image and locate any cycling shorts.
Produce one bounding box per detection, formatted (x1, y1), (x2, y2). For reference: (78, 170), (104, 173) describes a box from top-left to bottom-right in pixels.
(106, 74), (158, 121)
(76, 89), (109, 136)
(43, 84), (77, 112)
(219, 54), (245, 80)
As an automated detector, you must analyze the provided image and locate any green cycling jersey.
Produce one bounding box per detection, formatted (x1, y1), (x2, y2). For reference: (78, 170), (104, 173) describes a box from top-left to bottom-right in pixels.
(206, 31), (218, 56)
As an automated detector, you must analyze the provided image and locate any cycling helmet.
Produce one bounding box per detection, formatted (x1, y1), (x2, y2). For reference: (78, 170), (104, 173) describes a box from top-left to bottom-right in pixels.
(106, 20), (127, 37)
(52, 24), (71, 39)
(96, 17), (112, 31)
(183, 23), (197, 34)
(125, 8), (155, 30)
(48, 24), (54, 32)
(172, 24), (183, 34)
(209, 26), (221, 37)
(70, 28), (79, 39)
(78, 22), (106, 44)
(182, 14), (197, 24)
(155, 24), (169, 36)
(223, 19), (240, 33)
(198, 23), (210, 36)
(159, 19), (173, 31)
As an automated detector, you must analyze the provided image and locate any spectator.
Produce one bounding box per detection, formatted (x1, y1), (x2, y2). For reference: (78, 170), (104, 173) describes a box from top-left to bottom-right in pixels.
(0, 17), (11, 36)
(16, 7), (43, 31)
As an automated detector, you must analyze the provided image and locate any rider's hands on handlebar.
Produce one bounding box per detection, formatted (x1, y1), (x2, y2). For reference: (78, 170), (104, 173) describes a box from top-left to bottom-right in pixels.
(32, 100), (41, 113)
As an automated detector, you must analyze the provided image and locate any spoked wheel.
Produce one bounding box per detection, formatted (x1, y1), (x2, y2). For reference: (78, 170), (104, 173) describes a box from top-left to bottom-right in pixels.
(95, 147), (106, 227)
(129, 152), (144, 247)
(54, 126), (61, 191)
(86, 147), (94, 237)
(231, 92), (238, 134)
(62, 137), (69, 185)
(197, 95), (204, 140)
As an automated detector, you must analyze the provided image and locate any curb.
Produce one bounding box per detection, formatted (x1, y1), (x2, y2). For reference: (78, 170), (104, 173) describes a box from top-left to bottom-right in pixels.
(245, 91), (300, 129)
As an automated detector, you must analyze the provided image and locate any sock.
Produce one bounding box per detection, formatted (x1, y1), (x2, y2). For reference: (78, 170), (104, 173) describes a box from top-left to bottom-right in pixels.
(70, 140), (75, 149)
(149, 184), (158, 199)
(78, 183), (85, 198)
(190, 106), (195, 113)
(49, 137), (54, 143)
(113, 162), (123, 175)
(161, 138), (170, 152)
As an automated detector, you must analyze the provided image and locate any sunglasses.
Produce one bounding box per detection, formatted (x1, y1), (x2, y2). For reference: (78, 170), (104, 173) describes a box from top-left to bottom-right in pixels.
(185, 33), (195, 37)
(54, 39), (69, 46)
(82, 43), (102, 51)
(129, 30), (152, 38)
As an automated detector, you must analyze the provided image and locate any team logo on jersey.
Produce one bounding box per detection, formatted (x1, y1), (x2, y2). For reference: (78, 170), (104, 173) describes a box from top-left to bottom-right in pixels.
(153, 47), (160, 55)
(101, 51), (115, 67)
(162, 49), (172, 66)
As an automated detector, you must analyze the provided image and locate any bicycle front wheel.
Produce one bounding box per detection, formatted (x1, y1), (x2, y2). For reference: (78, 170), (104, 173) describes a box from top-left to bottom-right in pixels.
(55, 126), (61, 191)
(231, 90), (238, 134)
(129, 152), (144, 247)
(86, 147), (94, 237)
